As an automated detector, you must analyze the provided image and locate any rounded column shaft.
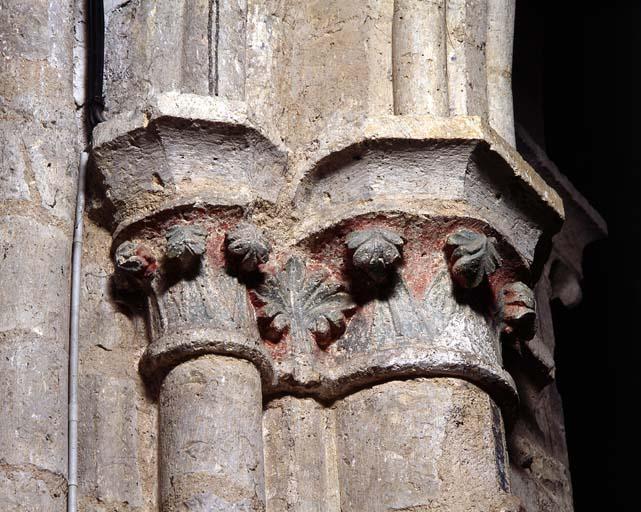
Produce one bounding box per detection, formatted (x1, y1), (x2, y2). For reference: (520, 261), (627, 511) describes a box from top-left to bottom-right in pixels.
(392, 0), (449, 116)
(335, 378), (517, 512)
(159, 355), (265, 511)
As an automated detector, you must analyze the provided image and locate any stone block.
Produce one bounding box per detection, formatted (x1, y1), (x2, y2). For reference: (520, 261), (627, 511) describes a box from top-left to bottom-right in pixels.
(0, 0), (75, 121)
(0, 127), (31, 201)
(0, 467), (66, 512)
(78, 374), (143, 507)
(80, 262), (135, 352)
(0, 216), (70, 336)
(0, 335), (67, 476)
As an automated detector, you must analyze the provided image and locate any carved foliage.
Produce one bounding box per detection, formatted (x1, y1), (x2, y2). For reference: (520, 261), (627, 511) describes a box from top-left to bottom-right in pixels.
(254, 256), (355, 345)
(226, 222), (271, 273)
(346, 228), (404, 282)
(445, 229), (502, 288)
(499, 281), (536, 341)
(165, 224), (208, 270)
(114, 241), (158, 278)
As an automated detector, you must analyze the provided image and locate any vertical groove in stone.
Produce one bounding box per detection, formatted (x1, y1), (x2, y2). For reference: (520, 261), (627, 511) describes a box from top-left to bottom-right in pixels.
(392, 0), (448, 116)
(486, 0), (516, 145)
(445, 0), (489, 118)
(209, 0), (219, 95)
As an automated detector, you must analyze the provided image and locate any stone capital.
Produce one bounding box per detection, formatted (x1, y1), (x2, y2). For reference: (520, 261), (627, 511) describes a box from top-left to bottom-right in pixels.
(95, 94), (563, 419)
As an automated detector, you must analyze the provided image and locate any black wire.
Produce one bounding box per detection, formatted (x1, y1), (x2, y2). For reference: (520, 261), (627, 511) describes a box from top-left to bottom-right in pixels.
(87, 0), (105, 127)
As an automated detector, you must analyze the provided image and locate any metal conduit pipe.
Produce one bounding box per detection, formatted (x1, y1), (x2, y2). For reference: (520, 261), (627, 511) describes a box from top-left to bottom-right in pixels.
(67, 151), (88, 512)
(68, 1), (104, 510)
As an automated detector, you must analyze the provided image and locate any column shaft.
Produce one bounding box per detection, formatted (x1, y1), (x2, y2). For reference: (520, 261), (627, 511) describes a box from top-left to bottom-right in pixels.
(159, 355), (265, 511)
(392, 0), (448, 116)
(263, 397), (341, 512)
(335, 378), (513, 512)
(0, 0), (78, 509)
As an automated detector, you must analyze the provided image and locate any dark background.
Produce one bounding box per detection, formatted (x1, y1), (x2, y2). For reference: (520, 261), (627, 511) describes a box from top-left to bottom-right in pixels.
(513, 1), (638, 508)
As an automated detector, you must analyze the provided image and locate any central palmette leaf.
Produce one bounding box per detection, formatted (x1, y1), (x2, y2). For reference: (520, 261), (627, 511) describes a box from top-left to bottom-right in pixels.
(254, 256), (355, 345)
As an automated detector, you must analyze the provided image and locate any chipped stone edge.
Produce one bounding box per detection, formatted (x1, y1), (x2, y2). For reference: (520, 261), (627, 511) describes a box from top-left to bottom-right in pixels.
(288, 115), (565, 222)
(92, 91), (287, 154)
(139, 327), (518, 417)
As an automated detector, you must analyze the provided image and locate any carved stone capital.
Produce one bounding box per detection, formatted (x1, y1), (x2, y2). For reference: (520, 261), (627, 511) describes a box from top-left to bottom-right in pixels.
(92, 94), (565, 417)
(108, 213), (271, 384)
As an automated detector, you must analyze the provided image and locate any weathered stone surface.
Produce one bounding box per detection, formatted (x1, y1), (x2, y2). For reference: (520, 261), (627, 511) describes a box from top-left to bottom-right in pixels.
(0, 0), (79, 221)
(78, 375), (143, 507)
(0, 127), (31, 201)
(263, 397), (340, 512)
(0, 467), (66, 512)
(159, 356), (265, 511)
(90, 93), (288, 232)
(246, 0), (395, 149)
(0, 335), (67, 476)
(0, 215), (70, 339)
(335, 378), (514, 512)
(1, 1), (603, 511)
(1, 7), (78, 508)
